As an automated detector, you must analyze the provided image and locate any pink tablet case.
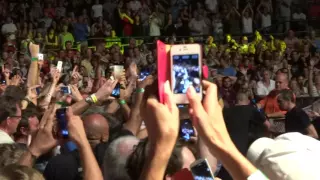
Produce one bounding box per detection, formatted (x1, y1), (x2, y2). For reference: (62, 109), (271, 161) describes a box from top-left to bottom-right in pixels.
(157, 40), (171, 104)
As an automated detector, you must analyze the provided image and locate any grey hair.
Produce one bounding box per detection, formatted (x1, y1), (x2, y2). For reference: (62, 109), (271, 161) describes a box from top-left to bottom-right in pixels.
(103, 136), (139, 180)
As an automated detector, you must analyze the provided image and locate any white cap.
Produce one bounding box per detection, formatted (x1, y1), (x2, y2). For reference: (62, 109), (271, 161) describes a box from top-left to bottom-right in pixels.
(247, 133), (320, 180)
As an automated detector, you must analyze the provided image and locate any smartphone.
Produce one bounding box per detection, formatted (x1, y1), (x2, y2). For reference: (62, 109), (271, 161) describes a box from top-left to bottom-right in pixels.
(1, 80), (6, 84)
(110, 65), (124, 79)
(60, 86), (71, 94)
(38, 53), (44, 61)
(111, 83), (120, 98)
(170, 44), (202, 104)
(138, 71), (150, 81)
(36, 87), (41, 95)
(179, 119), (195, 141)
(57, 61), (63, 72)
(190, 159), (215, 180)
(56, 108), (69, 138)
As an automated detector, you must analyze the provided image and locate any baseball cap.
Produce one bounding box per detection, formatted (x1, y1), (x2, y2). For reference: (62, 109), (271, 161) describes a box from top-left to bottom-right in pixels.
(247, 133), (320, 180)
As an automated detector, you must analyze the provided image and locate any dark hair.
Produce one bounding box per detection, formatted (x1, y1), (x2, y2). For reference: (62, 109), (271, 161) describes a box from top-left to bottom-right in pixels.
(0, 144), (27, 168)
(278, 89), (295, 103)
(15, 103), (40, 138)
(126, 139), (185, 179)
(0, 164), (44, 180)
(3, 86), (26, 102)
(0, 96), (20, 123)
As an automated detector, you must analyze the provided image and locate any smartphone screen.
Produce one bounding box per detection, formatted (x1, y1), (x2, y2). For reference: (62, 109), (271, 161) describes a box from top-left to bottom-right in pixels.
(172, 54), (201, 94)
(111, 83), (120, 98)
(57, 61), (63, 72)
(138, 71), (150, 81)
(191, 159), (215, 180)
(60, 86), (71, 94)
(56, 108), (69, 138)
(38, 53), (44, 61)
(110, 65), (124, 79)
(180, 119), (195, 141)
(36, 87), (41, 95)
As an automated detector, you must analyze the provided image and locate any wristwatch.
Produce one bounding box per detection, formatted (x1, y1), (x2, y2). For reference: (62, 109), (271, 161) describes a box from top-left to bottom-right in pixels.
(85, 96), (94, 105)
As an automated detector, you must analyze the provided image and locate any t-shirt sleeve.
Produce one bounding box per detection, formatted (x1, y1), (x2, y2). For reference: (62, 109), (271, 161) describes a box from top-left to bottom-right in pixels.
(298, 110), (311, 129)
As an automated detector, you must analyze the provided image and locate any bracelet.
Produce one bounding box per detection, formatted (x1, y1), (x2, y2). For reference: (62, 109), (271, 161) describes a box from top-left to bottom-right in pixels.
(90, 94), (98, 103)
(31, 57), (38, 61)
(119, 99), (126, 105)
(136, 88), (145, 93)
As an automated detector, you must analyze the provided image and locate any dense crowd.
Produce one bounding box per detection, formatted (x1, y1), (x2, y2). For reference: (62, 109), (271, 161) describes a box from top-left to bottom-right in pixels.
(0, 0), (320, 180)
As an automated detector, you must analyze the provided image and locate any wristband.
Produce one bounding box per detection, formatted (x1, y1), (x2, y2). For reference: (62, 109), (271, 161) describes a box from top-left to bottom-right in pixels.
(119, 99), (126, 105)
(31, 57), (38, 61)
(56, 101), (67, 107)
(136, 88), (145, 93)
(90, 94), (98, 103)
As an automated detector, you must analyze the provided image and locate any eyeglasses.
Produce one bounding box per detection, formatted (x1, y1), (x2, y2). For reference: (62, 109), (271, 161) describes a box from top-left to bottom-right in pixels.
(9, 116), (22, 120)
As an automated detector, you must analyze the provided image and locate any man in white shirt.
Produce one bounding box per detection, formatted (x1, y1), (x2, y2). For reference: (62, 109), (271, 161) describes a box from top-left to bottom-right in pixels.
(188, 12), (207, 36)
(278, 0), (292, 32)
(149, 12), (162, 36)
(257, 70), (275, 97)
(1, 17), (17, 40)
(92, 0), (103, 19)
(0, 96), (22, 144)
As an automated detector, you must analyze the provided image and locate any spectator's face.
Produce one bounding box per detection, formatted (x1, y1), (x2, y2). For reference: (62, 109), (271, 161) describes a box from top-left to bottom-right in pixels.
(66, 42), (72, 50)
(8, 104), (22, 134)
(277, 98), (290, 111)
(275, 74), (288, 90)
(297, 76), (304, 85)
(263, 71), (270, 80)
(2, 52), (8, 59)
(28, 116), (40, 135)
(288, 30), (294, 38)
(289, 80), (298, 90)
(63, 25), (68, 32)
(223, 78), (232, 88)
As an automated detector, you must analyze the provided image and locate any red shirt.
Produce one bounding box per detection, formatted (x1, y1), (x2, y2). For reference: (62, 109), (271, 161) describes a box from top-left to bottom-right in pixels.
(122, 17), (133, 36)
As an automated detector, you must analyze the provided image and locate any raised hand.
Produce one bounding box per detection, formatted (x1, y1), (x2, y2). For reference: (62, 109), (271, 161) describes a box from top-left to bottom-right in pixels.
(66, 108), (87, 146)
(95, 79), (118, 102)
(141, 81), (179, 144)
(28, 105), (59, 157)
(51, 68), (61, 83)
(138, 75), (154, 88)
(26, 85), (40, 101)
(70, 84), (83, 102)
(29, 42), (39, 58)
(2, 65), (10, 79)
(187, 81), (233, 150)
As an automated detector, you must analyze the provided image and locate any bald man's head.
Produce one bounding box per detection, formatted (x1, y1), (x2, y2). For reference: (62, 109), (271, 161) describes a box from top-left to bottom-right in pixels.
(236, 92), (249, 105)
(82, 114), (109, 149)
(275, 73), (289, 90)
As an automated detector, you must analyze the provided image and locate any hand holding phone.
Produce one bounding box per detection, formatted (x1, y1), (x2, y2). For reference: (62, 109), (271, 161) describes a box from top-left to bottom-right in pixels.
(61, 86), (71, 94)
(56, 108), (69, 138)
(170, 44), (202, 104)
